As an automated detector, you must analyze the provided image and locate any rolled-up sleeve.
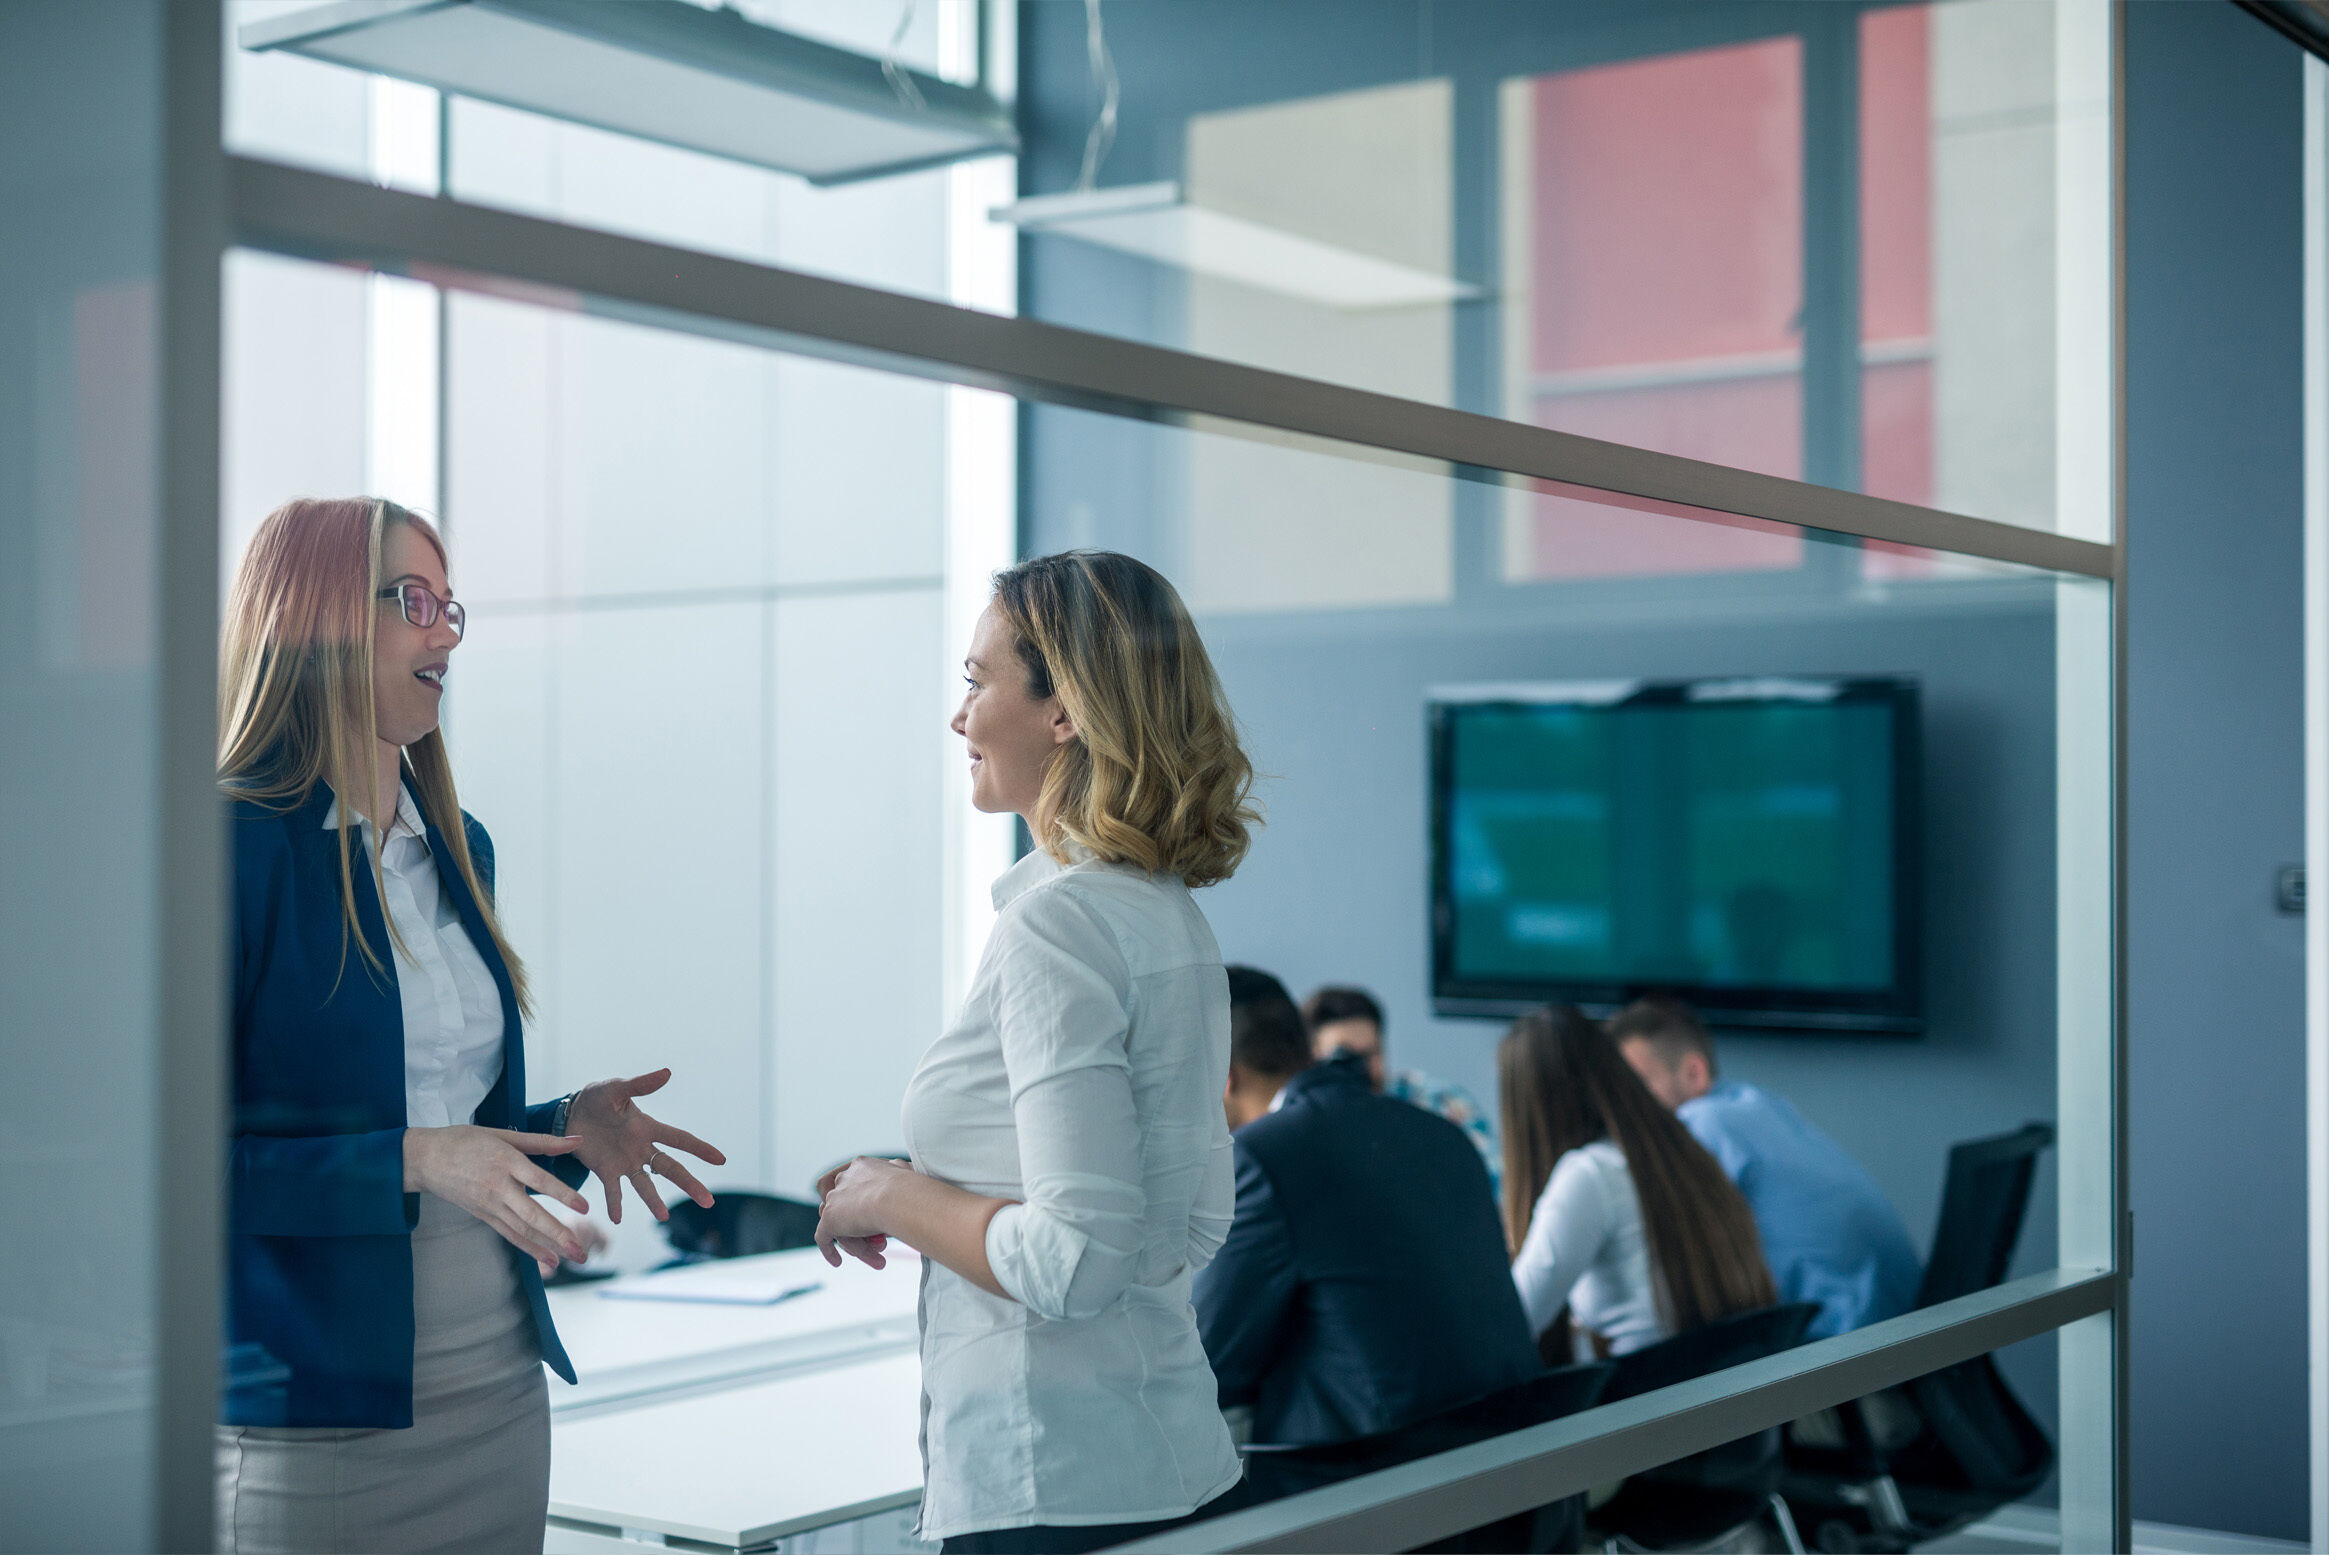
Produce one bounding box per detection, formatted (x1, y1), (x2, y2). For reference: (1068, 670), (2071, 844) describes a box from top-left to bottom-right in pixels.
(981, 888), (1148, 1321)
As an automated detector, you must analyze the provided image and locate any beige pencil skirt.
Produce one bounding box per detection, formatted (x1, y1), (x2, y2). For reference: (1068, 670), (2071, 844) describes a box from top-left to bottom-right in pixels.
(216, 1193), (550, 1555)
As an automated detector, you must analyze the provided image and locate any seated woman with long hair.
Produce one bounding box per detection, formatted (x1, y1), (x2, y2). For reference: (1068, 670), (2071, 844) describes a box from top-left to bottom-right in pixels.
(1499, 1005), (1774, 1361)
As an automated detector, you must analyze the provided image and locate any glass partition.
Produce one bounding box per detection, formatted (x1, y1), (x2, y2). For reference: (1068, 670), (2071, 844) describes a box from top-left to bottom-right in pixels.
(1015, 0), (2112, 541)
(222, 237), (2105, 1546)
(223, 252), (1013, 1249)
(3, 5), (204, 1549)
(1030, 400), (2075, 1317)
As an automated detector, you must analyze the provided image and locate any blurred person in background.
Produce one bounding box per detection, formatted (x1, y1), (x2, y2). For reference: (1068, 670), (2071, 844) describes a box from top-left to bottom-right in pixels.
(1199, 968), (1538, 1452)
(1302, 984), (1498, 1190)
(1500, 1005), (1773, 1362)
(1611, 995), (1921, 1339)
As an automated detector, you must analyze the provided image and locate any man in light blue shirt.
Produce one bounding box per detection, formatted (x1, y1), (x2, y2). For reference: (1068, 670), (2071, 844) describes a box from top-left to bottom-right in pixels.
(1611, 996), (1922, 1339)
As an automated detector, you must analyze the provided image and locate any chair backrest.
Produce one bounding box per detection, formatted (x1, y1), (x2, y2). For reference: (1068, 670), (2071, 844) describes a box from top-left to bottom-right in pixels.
(1602, 1303), (1821, 1404)
(662, 1192), (821, 1259)
(1914, 1123), (2054, 1309)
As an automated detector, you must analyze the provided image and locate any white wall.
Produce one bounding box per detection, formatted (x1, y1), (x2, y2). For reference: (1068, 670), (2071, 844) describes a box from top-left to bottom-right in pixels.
(439, 293), (951, 1205)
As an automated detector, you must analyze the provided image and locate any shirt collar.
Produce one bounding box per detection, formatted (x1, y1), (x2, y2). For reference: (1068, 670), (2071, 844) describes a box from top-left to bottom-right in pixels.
(1285, 1052), (1368, 1104)
(991, 845), (1064, 910)
(320, 782), (425, 842)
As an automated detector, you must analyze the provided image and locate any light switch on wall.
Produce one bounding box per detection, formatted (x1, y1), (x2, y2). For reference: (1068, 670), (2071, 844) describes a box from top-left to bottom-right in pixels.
(2276, 864), (2305, 916)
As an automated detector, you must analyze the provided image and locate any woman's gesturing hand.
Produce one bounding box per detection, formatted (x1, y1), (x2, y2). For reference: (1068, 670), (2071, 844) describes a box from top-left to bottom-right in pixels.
(567, 1068), (727, 1225)
(404, 1126), (591, 1273)
(815, 1157), (904, 1270)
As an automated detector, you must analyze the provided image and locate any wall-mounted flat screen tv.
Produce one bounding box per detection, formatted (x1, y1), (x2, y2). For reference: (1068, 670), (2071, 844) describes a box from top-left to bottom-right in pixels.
(1430, 677), (1920, 1032)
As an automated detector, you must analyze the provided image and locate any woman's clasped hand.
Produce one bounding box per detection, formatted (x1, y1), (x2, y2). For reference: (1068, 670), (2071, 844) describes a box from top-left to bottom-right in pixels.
(813, 1156), (900, 1270)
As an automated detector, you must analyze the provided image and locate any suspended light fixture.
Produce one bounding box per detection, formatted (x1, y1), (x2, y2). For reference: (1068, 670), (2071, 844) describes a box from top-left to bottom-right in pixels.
(239, 0), (1018, 186)
(994, 181), (1482, 311)
(987, 0), (1476, 311)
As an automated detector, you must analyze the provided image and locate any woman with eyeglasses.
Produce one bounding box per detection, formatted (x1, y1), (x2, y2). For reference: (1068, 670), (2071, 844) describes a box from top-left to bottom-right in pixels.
(214, 497), (725, 1554)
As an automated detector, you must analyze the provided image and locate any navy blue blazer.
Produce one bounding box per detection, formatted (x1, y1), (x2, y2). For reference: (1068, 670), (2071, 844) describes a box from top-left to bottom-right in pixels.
(224, 781), (585, 1427)
(1193, 1055), (1542, 1446)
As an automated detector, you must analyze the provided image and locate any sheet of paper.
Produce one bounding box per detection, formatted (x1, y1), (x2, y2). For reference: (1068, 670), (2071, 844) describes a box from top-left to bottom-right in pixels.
(599, 1261), (826, 1306)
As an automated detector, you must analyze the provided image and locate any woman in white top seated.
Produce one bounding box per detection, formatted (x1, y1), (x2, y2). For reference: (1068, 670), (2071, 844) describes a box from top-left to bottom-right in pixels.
(1500, 1005), (1774, 1363)
(814, 551), (1259, 1554)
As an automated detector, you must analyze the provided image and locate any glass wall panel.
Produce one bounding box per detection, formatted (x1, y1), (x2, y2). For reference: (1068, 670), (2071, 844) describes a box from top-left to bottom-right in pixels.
(1027, 397), (2094, 1479)
(219, 259), (2104, 1548)
(2, 4), (180, 1548)
(221, 253), (996, 1282)
(1016, 0), (2111, 540)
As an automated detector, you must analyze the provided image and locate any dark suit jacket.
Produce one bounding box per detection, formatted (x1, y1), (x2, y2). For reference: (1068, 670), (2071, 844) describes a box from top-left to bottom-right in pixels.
(225, 780), (586, 1427)
(1194, 1054), (1542, 1445)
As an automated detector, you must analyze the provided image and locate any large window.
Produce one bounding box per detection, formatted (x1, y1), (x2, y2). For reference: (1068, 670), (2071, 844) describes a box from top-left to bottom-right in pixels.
(1013, 0), (2108, 553)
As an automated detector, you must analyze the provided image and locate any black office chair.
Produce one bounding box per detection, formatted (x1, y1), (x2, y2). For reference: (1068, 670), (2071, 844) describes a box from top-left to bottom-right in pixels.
(1783, 1123), (2057, 1553)
(1587, 1301), (1822, 1554)
(660, 1191), (822, 1262)
(1241, 1362), (1615, 1553)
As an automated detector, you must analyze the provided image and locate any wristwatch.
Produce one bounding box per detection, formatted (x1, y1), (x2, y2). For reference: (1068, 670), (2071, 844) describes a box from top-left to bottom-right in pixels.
(550, 1089), (579, 1137)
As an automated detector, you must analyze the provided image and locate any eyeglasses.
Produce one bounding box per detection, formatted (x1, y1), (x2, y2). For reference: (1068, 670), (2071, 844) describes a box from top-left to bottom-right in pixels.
(378, 582), (466, 641)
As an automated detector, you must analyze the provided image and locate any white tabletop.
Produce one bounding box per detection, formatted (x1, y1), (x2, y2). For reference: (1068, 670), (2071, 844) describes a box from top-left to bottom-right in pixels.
(547, 1246), (921, 1413)
(547, 1348), (926, 1547)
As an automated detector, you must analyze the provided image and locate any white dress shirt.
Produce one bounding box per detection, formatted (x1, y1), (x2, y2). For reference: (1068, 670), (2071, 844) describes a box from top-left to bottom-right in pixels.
(899, 846), (1243, 1540)
(1510, 1140), (1666, 1359)
(324, 785), (505, 1129)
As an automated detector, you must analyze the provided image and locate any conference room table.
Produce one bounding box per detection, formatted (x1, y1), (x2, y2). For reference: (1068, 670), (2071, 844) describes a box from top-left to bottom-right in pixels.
(540, 1246), (934, 1554)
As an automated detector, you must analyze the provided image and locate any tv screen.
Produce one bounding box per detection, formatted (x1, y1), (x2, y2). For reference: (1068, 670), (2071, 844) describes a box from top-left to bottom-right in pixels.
(1430, 677), (1920, 1032)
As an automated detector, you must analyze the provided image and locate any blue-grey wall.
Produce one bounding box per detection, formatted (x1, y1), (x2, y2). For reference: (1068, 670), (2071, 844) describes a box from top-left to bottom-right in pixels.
(2125, 2), (2309, 1539)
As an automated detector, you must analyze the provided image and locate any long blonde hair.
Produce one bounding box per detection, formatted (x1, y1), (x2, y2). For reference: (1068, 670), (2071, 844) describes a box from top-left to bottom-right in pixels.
(219, 497), (529, 1012)
(992, 551), (1257, 888)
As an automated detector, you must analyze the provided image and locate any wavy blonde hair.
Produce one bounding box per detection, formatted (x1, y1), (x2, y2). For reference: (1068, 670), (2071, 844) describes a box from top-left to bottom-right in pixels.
(992, 551), (1257, 888)
(218, 497), (530, 1012)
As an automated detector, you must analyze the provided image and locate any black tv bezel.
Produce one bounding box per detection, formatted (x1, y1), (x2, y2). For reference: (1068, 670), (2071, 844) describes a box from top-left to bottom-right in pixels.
(1428, 677), (1924, 1035)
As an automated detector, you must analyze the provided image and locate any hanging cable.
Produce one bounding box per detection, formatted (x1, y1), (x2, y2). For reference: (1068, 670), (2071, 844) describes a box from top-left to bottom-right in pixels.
(1076, 0), (1119, 192)
(882, 0), (927, 113)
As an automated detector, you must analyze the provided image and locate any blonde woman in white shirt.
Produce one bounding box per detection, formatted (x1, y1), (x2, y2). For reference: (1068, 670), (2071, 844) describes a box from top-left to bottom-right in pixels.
(815, 550), (1259, 1554)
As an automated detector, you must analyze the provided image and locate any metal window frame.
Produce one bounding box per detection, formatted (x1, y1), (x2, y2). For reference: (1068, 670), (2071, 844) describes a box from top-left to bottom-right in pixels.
(210, 7), (2131, 1536)
(225, 156), (2110, 582)
(162, 3), (227, 1551)
(1115, 1270), (2114, 1555)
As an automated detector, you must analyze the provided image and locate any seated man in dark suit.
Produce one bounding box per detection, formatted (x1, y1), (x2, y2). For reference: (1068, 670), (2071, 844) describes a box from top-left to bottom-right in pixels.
(1196, 967), (1542, 1449)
